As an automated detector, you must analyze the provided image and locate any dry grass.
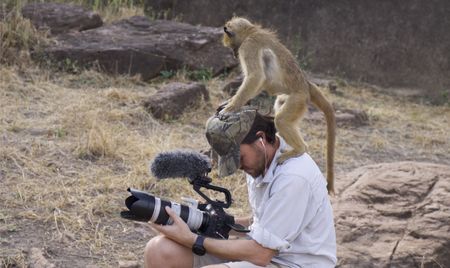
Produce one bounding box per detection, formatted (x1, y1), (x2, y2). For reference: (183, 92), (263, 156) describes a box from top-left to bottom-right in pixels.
(0, 10), (49, 67)
(89, 0), (145, 23)
(1, 1), (450, 267)
(1, 61), (449, 267)
(0, 63), (252, 266)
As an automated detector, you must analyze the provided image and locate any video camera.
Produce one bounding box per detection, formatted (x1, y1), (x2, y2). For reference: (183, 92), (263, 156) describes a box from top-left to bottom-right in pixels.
(120, 150), (249, 239)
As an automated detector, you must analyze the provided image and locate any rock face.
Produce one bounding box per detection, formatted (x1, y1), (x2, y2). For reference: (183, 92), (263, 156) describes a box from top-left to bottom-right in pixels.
(21, 3), (102, 35)
(37, 16), (237, 80)
(145, 0), (450, 100)
(333, 162), (450, 267)
(143, 82), (209, 120)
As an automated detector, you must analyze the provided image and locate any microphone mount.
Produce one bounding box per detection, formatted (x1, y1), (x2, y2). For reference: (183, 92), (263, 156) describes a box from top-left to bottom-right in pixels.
(189, 174), (232, 209)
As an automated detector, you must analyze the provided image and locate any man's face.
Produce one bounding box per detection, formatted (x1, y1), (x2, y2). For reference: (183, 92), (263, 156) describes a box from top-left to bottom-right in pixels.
(239, 141), (266, 178)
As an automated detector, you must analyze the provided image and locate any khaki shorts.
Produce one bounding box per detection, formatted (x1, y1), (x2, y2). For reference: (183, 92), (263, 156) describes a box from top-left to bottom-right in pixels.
(193, 253), (287, 268)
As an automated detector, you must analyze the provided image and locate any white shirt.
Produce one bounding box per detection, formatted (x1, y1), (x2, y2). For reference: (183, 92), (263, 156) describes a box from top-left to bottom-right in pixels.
(246, 137), (337, 268)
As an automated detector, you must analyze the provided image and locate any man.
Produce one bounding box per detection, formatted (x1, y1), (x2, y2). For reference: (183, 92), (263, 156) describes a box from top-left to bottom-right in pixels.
(144, 107), (337, 268)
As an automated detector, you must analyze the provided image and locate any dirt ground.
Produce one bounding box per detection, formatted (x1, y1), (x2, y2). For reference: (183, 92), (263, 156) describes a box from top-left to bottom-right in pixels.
(1, 65), (449, 267)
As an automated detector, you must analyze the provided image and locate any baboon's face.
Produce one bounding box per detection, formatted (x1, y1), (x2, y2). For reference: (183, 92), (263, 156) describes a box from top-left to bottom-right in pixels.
(222, 17), (253, 49)
(222, 21), (236, 48)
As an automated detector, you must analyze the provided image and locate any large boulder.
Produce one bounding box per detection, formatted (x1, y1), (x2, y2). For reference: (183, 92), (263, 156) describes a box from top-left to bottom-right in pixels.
(333, 162), (450, 267)
(37, 16), (237, 80)
(143, 82), (209, 120)
(21, 3), (102, 35)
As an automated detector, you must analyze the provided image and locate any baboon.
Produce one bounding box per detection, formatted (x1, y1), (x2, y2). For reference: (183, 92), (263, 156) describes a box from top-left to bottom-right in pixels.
(221, 17), (336, 194)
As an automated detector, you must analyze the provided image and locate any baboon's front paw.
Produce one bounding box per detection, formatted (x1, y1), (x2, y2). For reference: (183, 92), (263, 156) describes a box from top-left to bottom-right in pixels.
(222, 103), (236, 113)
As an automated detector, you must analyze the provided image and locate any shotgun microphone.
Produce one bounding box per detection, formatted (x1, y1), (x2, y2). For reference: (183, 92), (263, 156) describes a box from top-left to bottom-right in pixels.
(150, 150), (212, 182)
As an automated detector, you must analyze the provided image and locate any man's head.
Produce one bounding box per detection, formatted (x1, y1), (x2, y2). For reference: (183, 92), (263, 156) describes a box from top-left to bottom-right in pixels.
(205, 107), (276, 177)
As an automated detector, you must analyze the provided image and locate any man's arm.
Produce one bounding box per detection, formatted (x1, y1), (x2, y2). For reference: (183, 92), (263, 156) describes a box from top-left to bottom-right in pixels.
(203, 235), (276, 266)
(235, 216), (252, 227)
(150, 207), (276, 266)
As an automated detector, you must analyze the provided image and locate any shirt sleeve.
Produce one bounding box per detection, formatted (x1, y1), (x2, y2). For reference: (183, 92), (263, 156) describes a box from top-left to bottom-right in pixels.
(248, 172), (315, 251)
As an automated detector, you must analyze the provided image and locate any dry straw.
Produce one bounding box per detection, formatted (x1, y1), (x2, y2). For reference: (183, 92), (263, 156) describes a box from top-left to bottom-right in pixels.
(1, 0), (449, 267)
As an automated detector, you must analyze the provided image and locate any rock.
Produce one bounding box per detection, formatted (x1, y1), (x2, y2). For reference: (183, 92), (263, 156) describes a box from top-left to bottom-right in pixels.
(28, 247), (55, 268)
(308, 76), (333, 88)
(221, 75), (243, 96)
(221, 75), (275, 115)
(305, 108), (369, 127)
(333, 162), (450, 267)
(304, 75), (342, 95)
(21, 3), (102, 35)
(37, 16), (237, 80)
(335, 109), (369, 127)
(143, 82), (209, 120)
(118, 260), (140, 268)
(328, 81), (338, 94)
(27, 128), (51, 136)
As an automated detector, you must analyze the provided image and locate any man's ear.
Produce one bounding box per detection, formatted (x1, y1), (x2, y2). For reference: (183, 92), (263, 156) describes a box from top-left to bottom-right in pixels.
(255, 131), (265, 141)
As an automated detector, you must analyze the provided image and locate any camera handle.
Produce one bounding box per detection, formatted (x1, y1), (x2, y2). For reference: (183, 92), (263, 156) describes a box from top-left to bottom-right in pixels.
(190, 176), (232, 209)
(190, 176), (250, 235)
(227, 222), (250, 233)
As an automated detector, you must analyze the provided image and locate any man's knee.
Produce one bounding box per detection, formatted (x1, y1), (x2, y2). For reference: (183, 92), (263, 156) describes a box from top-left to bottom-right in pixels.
(145, 235), (171, 259)
(144, 235), (193, 268)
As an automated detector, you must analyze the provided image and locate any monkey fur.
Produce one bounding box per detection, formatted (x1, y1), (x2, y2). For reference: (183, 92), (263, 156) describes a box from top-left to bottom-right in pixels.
(222, 17), (336, 194)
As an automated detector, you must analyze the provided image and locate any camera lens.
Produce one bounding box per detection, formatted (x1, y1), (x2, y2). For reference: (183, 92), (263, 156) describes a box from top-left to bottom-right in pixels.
(123, 189), (209, 232)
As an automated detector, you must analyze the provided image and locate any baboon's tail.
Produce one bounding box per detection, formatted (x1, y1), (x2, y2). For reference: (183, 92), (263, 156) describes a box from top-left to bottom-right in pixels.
(308, 81), (336, 195)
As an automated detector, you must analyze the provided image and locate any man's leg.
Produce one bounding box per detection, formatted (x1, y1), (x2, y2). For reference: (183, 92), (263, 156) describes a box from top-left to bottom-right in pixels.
(205, 262), (286, 268)
(144, 235), (193, 268)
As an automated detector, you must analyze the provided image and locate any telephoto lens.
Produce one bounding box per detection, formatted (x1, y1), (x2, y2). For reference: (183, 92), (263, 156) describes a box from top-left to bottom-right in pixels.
(121, 188), (209, 233)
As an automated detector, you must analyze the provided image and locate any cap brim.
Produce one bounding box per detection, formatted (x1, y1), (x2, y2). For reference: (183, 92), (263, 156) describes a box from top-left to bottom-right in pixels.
(217, 147), (240, 177)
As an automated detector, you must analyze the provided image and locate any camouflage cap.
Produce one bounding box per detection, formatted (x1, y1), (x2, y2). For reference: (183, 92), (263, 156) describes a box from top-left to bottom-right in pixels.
(205, 107), (257, 177)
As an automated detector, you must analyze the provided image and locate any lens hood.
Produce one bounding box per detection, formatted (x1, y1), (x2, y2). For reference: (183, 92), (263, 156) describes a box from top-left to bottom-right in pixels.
(120, 188), (157, 222)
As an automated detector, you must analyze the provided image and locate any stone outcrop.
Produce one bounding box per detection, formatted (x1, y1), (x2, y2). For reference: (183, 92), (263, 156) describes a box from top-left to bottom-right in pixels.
(21, 3), (102, 35)
(145, 0), (450, 100)
(36, 16), (237, 80)
(333, 162), (450, 267)
(143, 82), (209, 120)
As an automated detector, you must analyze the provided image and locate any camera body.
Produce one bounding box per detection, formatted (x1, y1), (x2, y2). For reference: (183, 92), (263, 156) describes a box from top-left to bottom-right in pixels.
(121, 150), (249, 239)
(121, 188), (235, 239)
(121, 179), (248, 239)
(197, 203), (235, 239)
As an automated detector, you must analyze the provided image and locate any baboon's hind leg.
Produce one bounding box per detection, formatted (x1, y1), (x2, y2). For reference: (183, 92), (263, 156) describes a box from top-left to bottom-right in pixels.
(274, 94), (308, 164)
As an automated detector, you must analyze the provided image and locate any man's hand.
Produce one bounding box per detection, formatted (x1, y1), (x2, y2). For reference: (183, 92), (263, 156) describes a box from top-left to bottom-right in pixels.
(149, 206), (197, 248)
(151, 208), (276, 266)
